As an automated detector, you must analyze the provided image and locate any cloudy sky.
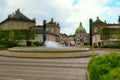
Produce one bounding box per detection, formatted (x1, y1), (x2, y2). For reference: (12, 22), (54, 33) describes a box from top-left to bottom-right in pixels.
(0, 0), (120, 34)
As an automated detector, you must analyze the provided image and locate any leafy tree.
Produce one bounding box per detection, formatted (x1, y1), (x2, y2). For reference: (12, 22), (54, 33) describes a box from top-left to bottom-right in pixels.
(9, 30), (15, 40)
(0, 29), (35, 47)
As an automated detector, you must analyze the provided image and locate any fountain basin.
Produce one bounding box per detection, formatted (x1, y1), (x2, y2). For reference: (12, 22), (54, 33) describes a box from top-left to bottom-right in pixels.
(0, 47), (99, 58)
(8, 47), (90, 53)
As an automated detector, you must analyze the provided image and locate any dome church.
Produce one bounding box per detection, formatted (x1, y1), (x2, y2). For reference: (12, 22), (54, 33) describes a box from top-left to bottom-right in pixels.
(75, 22), (89, 46)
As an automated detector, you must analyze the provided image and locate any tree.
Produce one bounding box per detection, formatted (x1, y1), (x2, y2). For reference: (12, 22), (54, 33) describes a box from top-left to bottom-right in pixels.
(0, 29), (35, 47)
(9, 30), (15, 41)
(22, 29), (35, 46)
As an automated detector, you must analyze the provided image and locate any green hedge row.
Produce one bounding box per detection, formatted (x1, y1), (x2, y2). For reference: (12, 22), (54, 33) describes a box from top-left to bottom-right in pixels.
(0, 29), (35, 40)
(0, 41), (19, 48)
(33, 41), (42, 46)
(93, 44), (120, 49)
(102, 45), (120, 48)
(87, 52), (120, 80)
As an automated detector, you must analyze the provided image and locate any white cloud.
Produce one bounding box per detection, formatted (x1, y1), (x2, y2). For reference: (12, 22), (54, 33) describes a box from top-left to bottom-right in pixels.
(0, 0), (119, 34)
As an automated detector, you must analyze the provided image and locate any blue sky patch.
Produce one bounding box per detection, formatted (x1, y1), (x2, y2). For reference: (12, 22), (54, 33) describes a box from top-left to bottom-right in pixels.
(105, 0), (120, 7)
(72, 0), (80, 5)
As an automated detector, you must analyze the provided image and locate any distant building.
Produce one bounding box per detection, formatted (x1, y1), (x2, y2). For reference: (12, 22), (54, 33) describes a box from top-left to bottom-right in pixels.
(75, 22), (89, 46)
(0, 9), (36, 30)
(60, 33), (68, 44)
(60, 33), (76, 46)
(31, 18), (60, 42)
(91, 16), (120, 46)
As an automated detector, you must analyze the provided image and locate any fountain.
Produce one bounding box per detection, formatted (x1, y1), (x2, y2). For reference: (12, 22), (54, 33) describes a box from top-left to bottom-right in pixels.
(8, 41), (90, 52)
(6, 20), (97, 58)
(5, 41), (99, 58)
(45, 41), (64, 48)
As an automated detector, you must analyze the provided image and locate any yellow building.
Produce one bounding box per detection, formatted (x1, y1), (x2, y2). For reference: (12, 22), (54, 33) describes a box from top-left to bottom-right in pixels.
(91, 17), (106, 45)
(91, 16), (120, 46)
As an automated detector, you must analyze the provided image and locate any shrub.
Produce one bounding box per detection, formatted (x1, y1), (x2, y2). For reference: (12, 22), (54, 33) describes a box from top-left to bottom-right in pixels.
(84, 45), (94, 48)
(0, 41), (19, 48)
(7, 41), (19, 48)
(102, 45), (120, 48)
(87, 52), (120, 80)
(33, 41), (42, 46)
(0, 45), (6, 48)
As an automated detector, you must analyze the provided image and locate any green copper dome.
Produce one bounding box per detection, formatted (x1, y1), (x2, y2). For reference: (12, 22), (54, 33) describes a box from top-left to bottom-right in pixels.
(75, 22), (86, 33)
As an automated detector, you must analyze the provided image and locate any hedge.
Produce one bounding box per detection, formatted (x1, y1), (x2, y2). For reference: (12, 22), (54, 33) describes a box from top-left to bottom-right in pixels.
(87, 52), (120, 80)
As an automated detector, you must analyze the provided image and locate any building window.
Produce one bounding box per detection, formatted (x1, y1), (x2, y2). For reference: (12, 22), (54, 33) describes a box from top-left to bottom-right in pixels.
(46, 28), (48, 32)
(51, 28), (54, 33)
(80, 39), (83, 42)
(94, 27), (98, 33)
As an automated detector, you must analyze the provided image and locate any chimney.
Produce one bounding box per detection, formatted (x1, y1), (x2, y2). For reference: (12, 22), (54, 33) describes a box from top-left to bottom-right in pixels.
(16, 9), (20, 13)
(8, 14), (12, 18)
(12, 12), (15, 16)
(104, 20), (106, 23)
(118, 16), (120, 24)
(51, 18), (53, 23)
(32, 18), (36, 21)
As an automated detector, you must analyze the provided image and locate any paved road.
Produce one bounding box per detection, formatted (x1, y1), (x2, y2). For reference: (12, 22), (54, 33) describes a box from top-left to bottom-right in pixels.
(0, 56), (90, 80)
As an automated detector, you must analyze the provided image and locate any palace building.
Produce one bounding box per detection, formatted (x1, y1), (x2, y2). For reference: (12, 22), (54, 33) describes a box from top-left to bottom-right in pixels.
(31, 18), (60, 42)
(0, 9), (91, 46)
(0, 9), (60, 44)
(91, 16), (120, 46)
(0, 9), (36, 45)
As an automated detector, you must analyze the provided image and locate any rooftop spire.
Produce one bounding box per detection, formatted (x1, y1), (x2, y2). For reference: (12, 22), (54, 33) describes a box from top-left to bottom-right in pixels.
(80, 22), (82, 27)
(97, 16), (99, 20)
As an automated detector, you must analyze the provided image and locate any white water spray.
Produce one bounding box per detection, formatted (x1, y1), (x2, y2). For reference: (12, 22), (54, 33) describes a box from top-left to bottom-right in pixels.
(45, 41), (64, 48)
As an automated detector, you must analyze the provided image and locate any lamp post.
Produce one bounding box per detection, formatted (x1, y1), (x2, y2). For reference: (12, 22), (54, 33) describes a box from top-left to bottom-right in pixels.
(89, 18), (93, 46)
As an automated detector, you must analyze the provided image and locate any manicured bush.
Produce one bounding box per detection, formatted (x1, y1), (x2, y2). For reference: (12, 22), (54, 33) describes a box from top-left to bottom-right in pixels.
(102, 45), (120, 48)
(7, 41), (19, 48)
(87, 52), (120, 80)
(0, 41), (19, 48)
(33, 41), (42, 46)
(84, 45), (94, 48)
